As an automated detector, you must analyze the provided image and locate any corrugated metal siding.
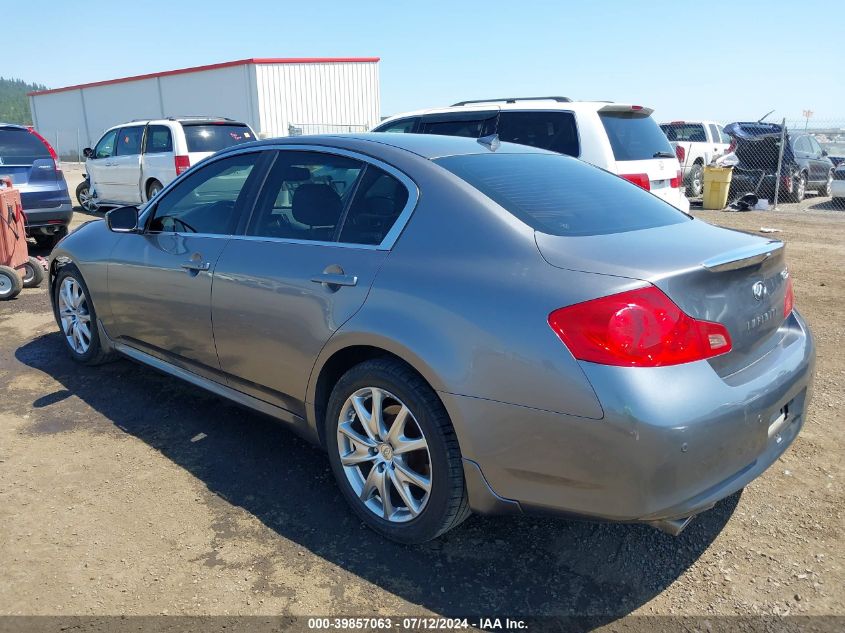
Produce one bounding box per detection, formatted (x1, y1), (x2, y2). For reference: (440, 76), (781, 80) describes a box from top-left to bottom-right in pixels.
(254, 62), (380, 138)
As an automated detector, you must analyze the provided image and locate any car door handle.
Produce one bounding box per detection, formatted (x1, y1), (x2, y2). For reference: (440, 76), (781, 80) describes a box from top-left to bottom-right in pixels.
(181, 261), (211, 272)
(310, 273), (358, 287)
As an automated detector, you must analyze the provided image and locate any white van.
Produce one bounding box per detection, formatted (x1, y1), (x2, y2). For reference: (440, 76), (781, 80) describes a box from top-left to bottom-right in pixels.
(373, 97), (689, 212)
(78, 117), (257, 211)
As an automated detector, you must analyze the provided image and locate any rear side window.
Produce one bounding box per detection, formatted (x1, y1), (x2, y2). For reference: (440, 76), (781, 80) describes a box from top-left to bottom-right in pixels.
(181, 123), (255, 153)
(497, 111), (579, 156)
(339, 167), (409, 245)
(115, 127), (144, 156)
(421, 117), (494, 138)
(602, 112), (674, 161)
(0, 128), (50, 164)
(435, 153), (688, 237)
(145, 125), (173, 153)
(374, 118), (419, 133)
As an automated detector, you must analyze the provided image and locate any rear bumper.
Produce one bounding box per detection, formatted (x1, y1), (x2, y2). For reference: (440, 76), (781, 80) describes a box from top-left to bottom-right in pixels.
(652, 188), (690, 212)
(831, 179), (845, 198)
(445, 311), (814, 525)
(24, 203), (73, 233)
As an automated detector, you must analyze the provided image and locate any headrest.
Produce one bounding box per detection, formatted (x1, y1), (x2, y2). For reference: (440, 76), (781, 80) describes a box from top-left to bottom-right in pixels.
(292, 184), (342, 227)
(283, 166), (311, 182)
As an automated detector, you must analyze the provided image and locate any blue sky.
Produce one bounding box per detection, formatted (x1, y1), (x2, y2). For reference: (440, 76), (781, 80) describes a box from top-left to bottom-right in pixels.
(11, 0), (844, 123)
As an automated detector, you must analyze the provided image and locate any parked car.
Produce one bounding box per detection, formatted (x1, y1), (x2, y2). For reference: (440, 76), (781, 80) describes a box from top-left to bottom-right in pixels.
(724, 123), (835, 203)
(78, 117), (257, 211)
(0, 123), (72, 248)
(372, 97), (690, 212)
(50, 133), (813, 543)
(832, 162), (845, 204)
(659, 120), (731, 197)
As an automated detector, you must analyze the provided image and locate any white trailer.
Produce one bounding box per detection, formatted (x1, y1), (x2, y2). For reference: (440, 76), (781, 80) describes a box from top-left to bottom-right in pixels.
(28, 57), (380, 160)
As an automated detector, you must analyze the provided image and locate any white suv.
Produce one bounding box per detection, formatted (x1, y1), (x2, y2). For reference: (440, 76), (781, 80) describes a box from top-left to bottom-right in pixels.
(372, 97), (689, 212)
(78, 117), (257, 211)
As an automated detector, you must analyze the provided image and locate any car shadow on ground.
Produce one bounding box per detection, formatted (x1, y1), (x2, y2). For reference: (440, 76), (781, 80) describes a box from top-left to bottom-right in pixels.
(16, 332), (738, 620)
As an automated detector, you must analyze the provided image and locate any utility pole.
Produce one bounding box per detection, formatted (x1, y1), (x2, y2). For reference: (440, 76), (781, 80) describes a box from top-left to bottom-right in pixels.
(803, 109), (813, 131)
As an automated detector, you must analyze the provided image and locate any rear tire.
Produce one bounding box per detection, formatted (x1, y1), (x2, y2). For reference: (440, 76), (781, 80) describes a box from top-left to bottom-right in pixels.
(819, 170), (833, 197)
(0, 265), (22, 300)
(325, 358), (470, 543)
(146, 179), (163, 201)
(686, 162), (704, 198)
(53, 265), (116, 365)
(21, 257), (45, 288)
(788, 172), (807, 203)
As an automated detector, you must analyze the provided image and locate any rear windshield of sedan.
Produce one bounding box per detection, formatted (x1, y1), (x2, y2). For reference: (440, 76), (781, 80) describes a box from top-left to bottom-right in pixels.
(435, 153), (689, 236)
(181, 123), (254, 153)
(0, 128), (50, 164)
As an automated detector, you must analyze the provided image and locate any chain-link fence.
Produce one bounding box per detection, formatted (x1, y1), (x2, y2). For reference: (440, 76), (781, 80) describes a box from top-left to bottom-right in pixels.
(661, 119), (845, 210)
(286, 122), (369, 136)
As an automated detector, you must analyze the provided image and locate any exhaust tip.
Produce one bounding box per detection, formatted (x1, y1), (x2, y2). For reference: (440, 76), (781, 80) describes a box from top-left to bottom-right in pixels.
(647, 516), (693, 536)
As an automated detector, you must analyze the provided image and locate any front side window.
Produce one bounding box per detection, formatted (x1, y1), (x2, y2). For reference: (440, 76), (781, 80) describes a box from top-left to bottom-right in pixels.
(94, 129), (117, 159)
(435, 153), (688, 237)
(375, 118), (419, 133)
(497, 111), (579, 156)
(115, 127), (144, 156)
(145, 125), (173, 153)
(148, 153), (259, 235)
(248, 151), (364, 242)
(717, 126), (731, 144)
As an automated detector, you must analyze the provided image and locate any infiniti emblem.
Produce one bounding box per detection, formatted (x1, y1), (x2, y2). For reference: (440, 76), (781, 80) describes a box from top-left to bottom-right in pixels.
(752, 281), (766, 301)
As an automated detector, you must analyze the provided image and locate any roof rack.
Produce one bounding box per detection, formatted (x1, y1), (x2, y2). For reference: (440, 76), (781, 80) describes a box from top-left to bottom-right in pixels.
(451, 96), (572, 106)
(165, 116), (235, 121)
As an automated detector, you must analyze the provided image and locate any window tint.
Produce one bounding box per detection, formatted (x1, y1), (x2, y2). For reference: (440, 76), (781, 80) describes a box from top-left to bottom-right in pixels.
(602, 112), (674, 161)
(0, 128), (50, 164)
(435, 153), (688, 237)
(248, 151), (363, 242)
(94, 130), (117, 159)
(497, 111), (579, 156)
(149, 153), (258, 235)
(659, 122), (706, 143)
(375, 118), (419, 133)
(422, 118), (493, 138)
(115, 127), (143, 156)
(145, 125), (173, 153)
(339, 167), (409, 245)
(181, 123), (254, 152)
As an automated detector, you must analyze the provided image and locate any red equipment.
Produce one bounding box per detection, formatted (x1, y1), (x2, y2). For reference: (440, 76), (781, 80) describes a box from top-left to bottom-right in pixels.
(1, 176), (45, 300)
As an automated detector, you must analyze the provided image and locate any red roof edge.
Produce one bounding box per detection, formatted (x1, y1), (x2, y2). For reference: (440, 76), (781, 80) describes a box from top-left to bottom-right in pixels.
(27, 57), (381, 97)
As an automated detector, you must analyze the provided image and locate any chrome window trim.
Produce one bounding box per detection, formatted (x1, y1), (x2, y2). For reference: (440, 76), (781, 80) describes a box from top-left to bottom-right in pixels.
(140, 144), (420, 252)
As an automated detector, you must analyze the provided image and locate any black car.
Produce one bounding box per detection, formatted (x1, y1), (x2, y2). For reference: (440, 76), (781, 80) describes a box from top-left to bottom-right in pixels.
(724, 122), (835, 203)
(0, 123), (73, 248)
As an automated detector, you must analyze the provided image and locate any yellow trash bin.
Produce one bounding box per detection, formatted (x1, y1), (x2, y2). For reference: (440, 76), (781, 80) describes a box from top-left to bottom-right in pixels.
(702, 166), (733, 210)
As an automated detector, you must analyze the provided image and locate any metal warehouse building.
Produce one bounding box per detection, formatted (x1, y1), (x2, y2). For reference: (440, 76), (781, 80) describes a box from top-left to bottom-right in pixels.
(27, 57), (381, 160)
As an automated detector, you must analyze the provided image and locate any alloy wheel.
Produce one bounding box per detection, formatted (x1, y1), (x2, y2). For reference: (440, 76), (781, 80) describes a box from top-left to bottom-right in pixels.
(336, 387), (432, 522)
(58, 277), (92, 354)
(79, 186), (97, 212)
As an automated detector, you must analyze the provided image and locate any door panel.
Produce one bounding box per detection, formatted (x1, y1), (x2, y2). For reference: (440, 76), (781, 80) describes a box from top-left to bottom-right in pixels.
(212, 240), (388, 413)
(111, 126), (144, 203)
(87, 129), (118, 201)
(107, 233), (230, 379)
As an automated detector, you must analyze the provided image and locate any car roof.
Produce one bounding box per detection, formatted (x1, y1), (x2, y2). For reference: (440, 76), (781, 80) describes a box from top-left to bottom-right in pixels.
(0, 123), (28, 130)
(219, 132), (555, 160)
(377, 100), (651, 126)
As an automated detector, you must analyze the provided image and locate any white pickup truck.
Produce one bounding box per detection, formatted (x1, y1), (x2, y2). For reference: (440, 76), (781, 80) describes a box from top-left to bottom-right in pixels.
(660, 120), (731, 197)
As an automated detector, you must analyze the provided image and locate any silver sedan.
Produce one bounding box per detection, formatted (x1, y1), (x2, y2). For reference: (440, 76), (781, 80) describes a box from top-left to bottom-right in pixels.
(49, 133), (814, 543)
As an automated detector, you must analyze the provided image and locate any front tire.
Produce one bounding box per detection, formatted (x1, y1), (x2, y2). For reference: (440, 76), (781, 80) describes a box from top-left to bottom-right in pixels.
(76, 180), (97, 212)
(21, 257), (45, 288)
(325, 358), (470, 543)
(53, 266), (115, 365)
(819, 170), (833, 197)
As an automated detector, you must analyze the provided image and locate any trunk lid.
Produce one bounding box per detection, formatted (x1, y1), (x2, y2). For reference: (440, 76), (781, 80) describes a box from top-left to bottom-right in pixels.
(535, 219), (790, 375)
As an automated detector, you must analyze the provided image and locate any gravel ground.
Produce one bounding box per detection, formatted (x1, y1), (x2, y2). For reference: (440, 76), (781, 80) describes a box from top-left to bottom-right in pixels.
(0, 181), (842, 622)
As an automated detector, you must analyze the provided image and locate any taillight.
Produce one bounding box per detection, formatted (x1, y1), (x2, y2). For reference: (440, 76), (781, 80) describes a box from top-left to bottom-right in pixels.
(675, 145), (686, 164)
(783, 276), (794, 317)
(27, 127), (61, 173)
(670, 169), (683, 189)
(174, 155), (191, 175)
(620, 173), (651, 191)
(727, 139), (737, 154)
(547, 286), (732, 367)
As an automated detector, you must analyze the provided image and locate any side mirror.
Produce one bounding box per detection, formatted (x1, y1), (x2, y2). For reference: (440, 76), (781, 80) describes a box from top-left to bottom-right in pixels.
(106, 206), (139, 233)
(822, 149), (829, 157)
(83, 147), (94, 158)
